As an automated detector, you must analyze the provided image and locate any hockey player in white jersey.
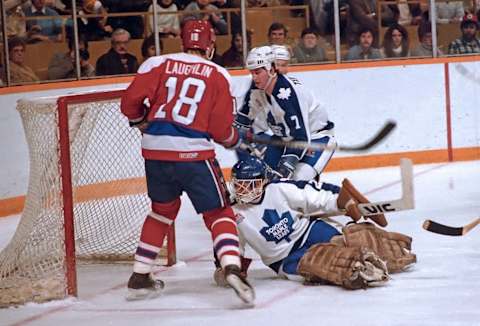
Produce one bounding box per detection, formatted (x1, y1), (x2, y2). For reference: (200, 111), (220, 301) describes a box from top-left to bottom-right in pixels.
(235, 46), (335, 181)
(214, 157), (416, 289)
(271, 45), (291, 74)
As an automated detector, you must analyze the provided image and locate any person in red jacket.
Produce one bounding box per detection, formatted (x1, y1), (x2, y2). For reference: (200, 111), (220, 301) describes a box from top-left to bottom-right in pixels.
(120, 20), (254, 305)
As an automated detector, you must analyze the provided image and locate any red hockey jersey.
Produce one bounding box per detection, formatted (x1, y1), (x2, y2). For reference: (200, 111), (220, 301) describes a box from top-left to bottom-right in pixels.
(121, 52), (239, 161)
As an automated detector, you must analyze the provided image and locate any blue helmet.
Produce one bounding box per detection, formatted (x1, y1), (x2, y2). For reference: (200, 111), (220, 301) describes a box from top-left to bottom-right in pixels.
(231, 157), (268, 203)
(232, 156), (267, 180)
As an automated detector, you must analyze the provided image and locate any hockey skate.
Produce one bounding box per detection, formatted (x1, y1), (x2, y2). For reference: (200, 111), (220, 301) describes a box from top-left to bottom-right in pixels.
(224, 265), (255, 305)
(126, 272), (165, 301)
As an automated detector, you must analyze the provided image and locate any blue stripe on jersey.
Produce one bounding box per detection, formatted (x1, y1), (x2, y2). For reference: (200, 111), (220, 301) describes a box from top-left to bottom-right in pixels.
(144, 120), (211, 140)
(272, 75), (308, 158)
(320, 182), (340, 194)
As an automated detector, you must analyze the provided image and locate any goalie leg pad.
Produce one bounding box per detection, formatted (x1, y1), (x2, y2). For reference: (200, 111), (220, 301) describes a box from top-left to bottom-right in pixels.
(342, 222), (417, 273)
(297, 243), (389, 290)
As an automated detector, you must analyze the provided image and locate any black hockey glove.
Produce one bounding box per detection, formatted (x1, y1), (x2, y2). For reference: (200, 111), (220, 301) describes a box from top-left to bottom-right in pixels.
(274, 155), (299, 180)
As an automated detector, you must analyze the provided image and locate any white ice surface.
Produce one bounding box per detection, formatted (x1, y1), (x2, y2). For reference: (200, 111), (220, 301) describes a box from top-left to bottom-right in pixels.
(1, 160), (479, 326)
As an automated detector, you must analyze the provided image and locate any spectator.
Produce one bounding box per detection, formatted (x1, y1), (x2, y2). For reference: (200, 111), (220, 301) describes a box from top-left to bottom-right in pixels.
(7, 37), (40, 83)
(271, 44), (290, 73)
(292, 27), (327, 63)
(267, 22), (294, 56)
(411, 20), (443, 57)
(381, 23), (410, 58)
(267, 22), (288, 46)
(75, 0), (113, 41)
(448, 14), (480, 55)
(183, 0), (228, 35)
(346, 0), (377, 46)
(324, 0), (349, 37)
(213, 0), (242, 34)
(6, 5), (27, 39)
(48, 36), (95, 80)
(211, 47), (225, 66)
(141, 34), (163, 62)
(24, 0), (62, 43)
(397, 0), (424, 25)
(346, 0), (398, 46)
(174, 0), (193, 10)
(435, 1), (464, 24)
(344, 27), (383, 60)
(148, 0), (180, 38)
(102, 0), (149, 39)
(96, 28), (139, 76)
(221, 32), (244, 67)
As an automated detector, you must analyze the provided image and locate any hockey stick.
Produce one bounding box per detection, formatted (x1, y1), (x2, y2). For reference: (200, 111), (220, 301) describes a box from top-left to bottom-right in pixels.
(311, 158), (414, 218)
(251, 120), (396, 152)
(422, 218), (480, 236)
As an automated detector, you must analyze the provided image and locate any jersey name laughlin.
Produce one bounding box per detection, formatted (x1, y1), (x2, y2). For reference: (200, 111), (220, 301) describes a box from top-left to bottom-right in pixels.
(164, 61), (213, 78)
(121, 53), (239, 162)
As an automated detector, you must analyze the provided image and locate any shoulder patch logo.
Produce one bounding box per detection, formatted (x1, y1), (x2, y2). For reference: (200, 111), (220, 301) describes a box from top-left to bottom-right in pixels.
(277, 87), (291, 100)
(260, 209), (294, 243)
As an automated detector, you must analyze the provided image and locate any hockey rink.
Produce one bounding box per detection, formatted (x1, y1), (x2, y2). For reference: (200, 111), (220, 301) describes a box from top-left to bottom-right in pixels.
(1, 160), (479, 326)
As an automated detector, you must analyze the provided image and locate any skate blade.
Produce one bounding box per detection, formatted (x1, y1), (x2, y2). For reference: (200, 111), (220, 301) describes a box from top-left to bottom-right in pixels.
(126, 288), (163, 301)
(226, 274), (255, 306)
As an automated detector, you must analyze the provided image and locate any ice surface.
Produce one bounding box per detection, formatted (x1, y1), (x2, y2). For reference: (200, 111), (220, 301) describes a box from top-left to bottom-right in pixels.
(1, 160), (479, 326)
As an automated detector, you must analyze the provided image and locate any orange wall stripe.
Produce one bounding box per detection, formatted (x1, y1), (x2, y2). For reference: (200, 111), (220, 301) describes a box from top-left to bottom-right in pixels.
(1, 55), (480, 95)
(1, 147), (478, 218)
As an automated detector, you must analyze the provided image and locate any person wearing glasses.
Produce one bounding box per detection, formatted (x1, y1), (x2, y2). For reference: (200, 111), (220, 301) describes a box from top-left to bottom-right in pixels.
(96, 28), (139, 76)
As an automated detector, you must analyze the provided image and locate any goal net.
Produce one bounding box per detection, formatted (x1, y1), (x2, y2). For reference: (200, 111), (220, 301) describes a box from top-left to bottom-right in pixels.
(0, 90), (176, 307)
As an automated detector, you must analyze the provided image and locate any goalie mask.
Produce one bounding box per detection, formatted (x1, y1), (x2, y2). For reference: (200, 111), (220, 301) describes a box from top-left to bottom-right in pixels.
(231, 157), (268, 204)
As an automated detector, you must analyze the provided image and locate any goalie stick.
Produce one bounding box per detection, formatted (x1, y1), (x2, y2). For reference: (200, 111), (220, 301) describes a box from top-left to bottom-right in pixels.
(251, 120), (396, 152)
(311, 158), (414, 218)
(422, 218), (480, 236)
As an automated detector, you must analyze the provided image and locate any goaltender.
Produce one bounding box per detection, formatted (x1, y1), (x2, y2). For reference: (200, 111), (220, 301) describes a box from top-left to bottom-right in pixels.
(215, 157), (416, 289)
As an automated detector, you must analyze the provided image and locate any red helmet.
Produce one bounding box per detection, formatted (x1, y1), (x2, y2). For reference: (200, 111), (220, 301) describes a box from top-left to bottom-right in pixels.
(181, 20), (215, 52)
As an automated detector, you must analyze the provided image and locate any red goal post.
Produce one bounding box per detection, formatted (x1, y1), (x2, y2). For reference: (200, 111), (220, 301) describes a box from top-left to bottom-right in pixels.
(0, 90), (176, 307)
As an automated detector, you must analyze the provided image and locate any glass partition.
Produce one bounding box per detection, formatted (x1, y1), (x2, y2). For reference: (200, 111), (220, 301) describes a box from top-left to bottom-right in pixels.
(0, 0), (479, 86)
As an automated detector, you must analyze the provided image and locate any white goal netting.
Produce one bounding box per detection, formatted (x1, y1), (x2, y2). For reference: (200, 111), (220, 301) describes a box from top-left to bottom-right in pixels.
(0, 92), (174, 307)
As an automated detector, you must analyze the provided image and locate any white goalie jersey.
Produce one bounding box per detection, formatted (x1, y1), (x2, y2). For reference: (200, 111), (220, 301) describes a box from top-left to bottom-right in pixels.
(233, 180), (339, 267)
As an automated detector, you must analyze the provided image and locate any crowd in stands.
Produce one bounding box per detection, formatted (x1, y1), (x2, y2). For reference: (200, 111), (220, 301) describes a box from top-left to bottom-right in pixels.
(1, 0), (479, 85)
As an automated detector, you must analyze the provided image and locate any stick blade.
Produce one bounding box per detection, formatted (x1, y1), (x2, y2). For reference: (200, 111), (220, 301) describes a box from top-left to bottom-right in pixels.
(423, 219), (464, 236)
(339, 120), (396, 152)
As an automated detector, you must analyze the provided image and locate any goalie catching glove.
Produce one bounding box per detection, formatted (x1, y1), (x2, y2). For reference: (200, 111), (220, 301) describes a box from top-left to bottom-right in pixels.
(297, 243), (389, 290)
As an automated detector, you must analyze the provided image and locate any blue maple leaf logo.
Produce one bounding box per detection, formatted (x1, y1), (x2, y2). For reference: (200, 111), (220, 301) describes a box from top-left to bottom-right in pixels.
(259, 209), (294, 244)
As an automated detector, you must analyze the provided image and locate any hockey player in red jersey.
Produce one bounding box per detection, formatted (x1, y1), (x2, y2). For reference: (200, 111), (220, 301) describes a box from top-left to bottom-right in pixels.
(120, 20), (254, 304)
